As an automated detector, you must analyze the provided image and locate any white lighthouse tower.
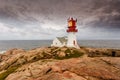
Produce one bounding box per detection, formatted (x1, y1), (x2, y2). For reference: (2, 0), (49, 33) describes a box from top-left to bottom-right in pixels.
(66, 17), (79, 48)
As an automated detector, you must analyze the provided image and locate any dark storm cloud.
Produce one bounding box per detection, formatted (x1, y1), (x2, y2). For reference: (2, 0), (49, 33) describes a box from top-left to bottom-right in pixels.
(0, 0), (120, 39)
(0, 0), (120, 29)
(87, 0), (120, 28)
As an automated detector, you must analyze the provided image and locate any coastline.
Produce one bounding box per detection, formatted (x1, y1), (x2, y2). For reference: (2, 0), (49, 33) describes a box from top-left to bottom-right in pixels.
(1, 45), (120, 55)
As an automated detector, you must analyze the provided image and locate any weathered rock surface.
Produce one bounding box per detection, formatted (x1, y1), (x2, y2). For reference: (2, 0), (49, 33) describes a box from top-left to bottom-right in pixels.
(5, 57), (120, 80)
(0, 47), (120, 80)
(85, 47), (120, 57)
(5, 48), (26, 55)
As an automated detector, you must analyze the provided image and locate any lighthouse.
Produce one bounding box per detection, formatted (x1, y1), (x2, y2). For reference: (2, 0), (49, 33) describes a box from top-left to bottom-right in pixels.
(66, 17), (79, 48)
(51, 17), (79, 48)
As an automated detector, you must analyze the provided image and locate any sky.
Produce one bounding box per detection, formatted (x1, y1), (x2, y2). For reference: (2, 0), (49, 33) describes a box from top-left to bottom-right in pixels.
(0, 0), (120, 40)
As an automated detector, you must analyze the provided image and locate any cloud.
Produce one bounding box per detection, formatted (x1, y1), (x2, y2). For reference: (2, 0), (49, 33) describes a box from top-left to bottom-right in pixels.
(0, 0), (120, 40)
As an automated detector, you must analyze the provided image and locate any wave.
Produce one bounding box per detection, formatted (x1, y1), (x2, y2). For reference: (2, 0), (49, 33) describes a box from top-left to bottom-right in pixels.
(0, 51), (6, 54)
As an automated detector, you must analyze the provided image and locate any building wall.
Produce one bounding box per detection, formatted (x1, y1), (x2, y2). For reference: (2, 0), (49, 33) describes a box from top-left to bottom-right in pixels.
(51, 38), (65, 47)
(67, 32), (79, 48)
(51, 36), (79, 48)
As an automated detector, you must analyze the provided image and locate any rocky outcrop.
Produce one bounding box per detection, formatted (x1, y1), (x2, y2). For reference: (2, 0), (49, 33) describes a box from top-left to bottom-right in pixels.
(84, 47), (120, 57)
(0, 47), (120, 80)
(5, 57), (120, 80)
(0, 48), (26, 62)
(0, 54), (8, 62)
(0, 47), (84, 71)
(5, 48), (26, 55)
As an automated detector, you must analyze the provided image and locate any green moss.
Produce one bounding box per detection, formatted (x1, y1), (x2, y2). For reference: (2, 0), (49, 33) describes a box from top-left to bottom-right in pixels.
(65, 48), (71, 54)
(0, 66), (19, 80)
(55, 49), (84, 60)
(73, 50), (84, 57)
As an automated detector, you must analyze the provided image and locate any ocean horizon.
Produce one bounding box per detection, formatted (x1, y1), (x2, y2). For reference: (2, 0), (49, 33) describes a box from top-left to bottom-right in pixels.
(0, 40), (120, 53)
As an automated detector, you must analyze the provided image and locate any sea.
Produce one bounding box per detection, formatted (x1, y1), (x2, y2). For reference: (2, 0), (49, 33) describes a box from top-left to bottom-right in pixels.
(0, 40), (120, 53)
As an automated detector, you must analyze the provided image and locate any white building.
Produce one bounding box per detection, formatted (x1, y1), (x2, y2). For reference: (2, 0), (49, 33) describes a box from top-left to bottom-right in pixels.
(51, 37), (67, 47)
(67, 32), (79, 48)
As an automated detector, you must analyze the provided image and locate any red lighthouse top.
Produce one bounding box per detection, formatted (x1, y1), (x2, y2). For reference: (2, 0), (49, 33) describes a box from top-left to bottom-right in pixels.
(67, 17), (78, 32)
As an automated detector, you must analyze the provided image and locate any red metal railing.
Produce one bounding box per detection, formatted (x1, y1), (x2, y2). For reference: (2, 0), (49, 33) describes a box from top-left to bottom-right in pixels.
(67, 28), (78, 32)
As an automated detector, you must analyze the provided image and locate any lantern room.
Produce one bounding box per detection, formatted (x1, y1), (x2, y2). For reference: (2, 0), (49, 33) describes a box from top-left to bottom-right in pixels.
(67, 17), (78, 32)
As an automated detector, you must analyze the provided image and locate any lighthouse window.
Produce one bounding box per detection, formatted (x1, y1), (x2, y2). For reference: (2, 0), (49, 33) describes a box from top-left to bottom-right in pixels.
(68, 21), (72, 26)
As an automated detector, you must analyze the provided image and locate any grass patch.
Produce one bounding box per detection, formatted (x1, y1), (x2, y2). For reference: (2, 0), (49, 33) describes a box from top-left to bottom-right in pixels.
(55, 49), (84, 60)
(0, 66), (19, 80)
(65, 48), (71, 54)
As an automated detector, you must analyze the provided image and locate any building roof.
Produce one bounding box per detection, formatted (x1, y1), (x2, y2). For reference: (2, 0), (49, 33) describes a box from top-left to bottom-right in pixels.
(56, 37), (67, 44)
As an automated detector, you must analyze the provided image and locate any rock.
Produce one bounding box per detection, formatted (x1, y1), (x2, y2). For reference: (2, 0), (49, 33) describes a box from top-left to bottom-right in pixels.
(58, 52), (66, 57)
(5, 48), (25, 55)
(60, 47), (67, 51)
(5, 57), (120, 80)
(0, 47), (120, 80)
(63, 71), (87, 80)
(0, 54), (8, 61)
